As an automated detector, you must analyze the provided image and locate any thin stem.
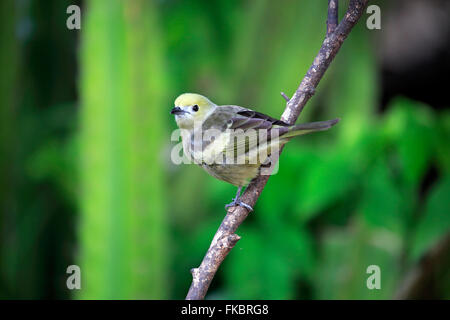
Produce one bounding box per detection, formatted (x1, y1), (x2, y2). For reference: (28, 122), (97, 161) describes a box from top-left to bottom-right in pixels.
(327, 0), (339, 35)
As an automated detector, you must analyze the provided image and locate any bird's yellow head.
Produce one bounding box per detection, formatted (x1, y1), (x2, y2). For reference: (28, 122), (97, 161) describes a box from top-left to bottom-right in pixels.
(171, 93), (216, 129)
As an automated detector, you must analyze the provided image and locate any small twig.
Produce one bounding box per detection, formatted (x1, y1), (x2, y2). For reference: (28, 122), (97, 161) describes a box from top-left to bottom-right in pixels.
(395, 234), (450, 299)
(327, 0), (339, 35)
(186, 0), (369, 300)
(280, 92), (290, 102)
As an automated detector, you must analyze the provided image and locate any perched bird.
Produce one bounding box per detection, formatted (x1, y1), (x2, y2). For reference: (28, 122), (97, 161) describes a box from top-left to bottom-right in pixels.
(171, 93), (339, 211)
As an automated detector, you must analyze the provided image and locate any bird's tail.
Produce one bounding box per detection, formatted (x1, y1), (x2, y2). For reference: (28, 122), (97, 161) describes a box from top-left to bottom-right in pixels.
(281, 118), (340, 139)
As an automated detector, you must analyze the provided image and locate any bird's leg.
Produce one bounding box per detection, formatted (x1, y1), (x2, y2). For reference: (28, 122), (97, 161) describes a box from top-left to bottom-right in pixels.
(225, 186), (253, 212)
(233, 186), (242, 201)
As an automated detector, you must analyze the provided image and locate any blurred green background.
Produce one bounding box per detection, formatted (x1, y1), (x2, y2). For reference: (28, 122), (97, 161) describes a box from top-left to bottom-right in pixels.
(0, 0), (449, 299)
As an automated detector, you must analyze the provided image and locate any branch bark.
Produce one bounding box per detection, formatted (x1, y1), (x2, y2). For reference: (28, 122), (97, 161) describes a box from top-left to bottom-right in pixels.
(186, 0), (369, 300)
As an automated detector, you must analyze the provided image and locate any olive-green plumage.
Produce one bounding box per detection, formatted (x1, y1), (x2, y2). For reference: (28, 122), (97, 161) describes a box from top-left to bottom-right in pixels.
(171, 93), (339, 210)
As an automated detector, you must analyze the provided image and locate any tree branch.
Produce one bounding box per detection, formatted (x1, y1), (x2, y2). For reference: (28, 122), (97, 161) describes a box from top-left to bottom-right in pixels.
(186, 0), (369, 300)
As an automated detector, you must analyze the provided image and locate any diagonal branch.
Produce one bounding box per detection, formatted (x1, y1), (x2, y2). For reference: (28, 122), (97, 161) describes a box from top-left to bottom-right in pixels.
(186, 0), (369, 300)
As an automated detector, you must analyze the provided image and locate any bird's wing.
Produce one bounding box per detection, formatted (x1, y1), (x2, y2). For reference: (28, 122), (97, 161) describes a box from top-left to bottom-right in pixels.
(211, 106), (288, 162)
(201, 105), (288, 131)
(228, 108), (289, 130)
(197, 105), (289, 165)
(200, 105), (337, 165)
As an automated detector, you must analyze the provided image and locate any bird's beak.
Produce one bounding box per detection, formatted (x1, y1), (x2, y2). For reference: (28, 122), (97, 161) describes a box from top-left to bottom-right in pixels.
(171, 106), (186, 115)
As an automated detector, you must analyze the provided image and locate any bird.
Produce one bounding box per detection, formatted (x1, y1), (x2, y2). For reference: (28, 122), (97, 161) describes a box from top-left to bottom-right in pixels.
(171, 93), (339, 211)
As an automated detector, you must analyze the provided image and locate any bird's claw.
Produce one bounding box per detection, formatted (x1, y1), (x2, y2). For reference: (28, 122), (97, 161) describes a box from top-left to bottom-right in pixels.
(225, 198), (253, 212)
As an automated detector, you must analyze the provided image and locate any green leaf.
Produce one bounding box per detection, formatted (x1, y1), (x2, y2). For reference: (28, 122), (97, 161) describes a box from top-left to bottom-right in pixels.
(272, 224), (316, 279)
(293, 149), (356, 221)
(359, 161), (405, 234)
(435, 111), (450, 174)
(411, 176), (450, 260)
(384, 97), (435, 187)
(258, 148), (318, 223)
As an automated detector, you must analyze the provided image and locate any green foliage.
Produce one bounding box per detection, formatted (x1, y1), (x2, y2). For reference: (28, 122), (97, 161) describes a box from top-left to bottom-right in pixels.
(360, 160), (404, 234)
(314, 221), (402, 299)
(384, 97), (436, 187)
(294, 149), (357, 221)
(435, 112), (450, 173)
(223, 223), (315, 299)
(411, 177), (450, 261)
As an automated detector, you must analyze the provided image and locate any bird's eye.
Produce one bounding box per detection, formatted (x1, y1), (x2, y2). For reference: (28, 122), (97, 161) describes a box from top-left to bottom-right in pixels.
(192, 105), (199, 112)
